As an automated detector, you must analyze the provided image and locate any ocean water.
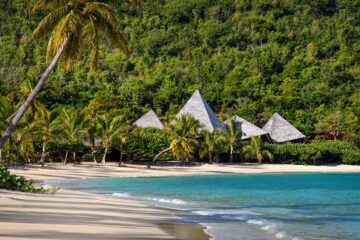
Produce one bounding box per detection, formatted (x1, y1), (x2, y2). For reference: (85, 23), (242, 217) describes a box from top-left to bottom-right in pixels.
(60, 173), (360, 240)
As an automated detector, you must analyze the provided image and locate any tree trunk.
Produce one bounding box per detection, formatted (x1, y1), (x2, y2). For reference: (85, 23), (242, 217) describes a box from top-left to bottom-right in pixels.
(41, 142), (46, 167)
(0, 149), (2, 163)
(209, 152), (212, 163)
(118, 151), (123, 167)
(92, 146), (97, 164)
(101, 146), (108, 165)
(63, 151), (68, 165)
(0, 40), (68, 148)
(230, 146), (234, 163)
(148, 147), (171, 168)
(16, 152), (20, 168)
(73, 152), (76, 164)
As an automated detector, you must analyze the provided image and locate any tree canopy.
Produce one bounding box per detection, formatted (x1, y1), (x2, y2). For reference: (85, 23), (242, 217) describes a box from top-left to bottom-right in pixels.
(0, 0), (359, 139)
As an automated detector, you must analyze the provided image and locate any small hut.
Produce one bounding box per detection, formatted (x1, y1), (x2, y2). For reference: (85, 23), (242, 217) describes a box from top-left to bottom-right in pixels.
(133, 110), (163, 129)
(177, 90), (224, 132)
(262, 113), (305, 143)
(224, 115), (269, 140)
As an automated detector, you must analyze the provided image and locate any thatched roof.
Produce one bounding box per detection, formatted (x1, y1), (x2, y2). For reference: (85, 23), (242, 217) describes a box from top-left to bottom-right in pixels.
(133, 110), (164, 129)
(177, 90), (224, 132)
(224, 115), (268, 140)
(262, 113), (305, 143)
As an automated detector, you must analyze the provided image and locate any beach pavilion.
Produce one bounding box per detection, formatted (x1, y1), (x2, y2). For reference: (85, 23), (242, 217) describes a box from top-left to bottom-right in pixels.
(262, 113), (306, 143)
(177, 90), (224, 132)
(133, 110), (164, 129)
(224, 115), (269, 140)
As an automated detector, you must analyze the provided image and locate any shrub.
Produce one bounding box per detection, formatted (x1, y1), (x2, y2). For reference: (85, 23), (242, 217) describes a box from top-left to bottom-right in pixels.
(265, 141), (360, 165)
(342, 150), (360, 165)
(125, 128), (171, 162)
(0, 165), (59, 193)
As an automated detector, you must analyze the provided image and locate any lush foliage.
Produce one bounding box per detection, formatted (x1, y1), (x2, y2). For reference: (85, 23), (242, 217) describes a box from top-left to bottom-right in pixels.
(1, 0), (359, 137)
(125, 127), (171, 162)
(0, 0), (359, 166)
(0, 165), (58, 193)
(266, 141), (360, 165)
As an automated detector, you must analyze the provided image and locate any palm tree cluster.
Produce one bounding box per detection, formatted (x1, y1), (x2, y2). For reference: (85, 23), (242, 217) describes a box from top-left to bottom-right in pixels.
(1, 83), (132, 167)
(151, 114), (274, 166)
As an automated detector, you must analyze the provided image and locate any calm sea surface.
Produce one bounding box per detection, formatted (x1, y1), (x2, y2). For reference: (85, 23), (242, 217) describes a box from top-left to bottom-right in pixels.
(60, 173), (360, 240)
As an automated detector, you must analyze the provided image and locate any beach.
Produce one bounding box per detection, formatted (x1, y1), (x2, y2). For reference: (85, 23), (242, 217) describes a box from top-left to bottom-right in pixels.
(1, 163), (360, 240)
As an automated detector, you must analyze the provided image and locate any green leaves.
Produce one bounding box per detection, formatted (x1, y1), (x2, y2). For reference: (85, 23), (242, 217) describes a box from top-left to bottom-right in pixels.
(0, 164), (59, 193)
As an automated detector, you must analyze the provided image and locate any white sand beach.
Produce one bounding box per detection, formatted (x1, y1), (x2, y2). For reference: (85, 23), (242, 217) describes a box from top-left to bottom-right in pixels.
(1, 163), (360, 240)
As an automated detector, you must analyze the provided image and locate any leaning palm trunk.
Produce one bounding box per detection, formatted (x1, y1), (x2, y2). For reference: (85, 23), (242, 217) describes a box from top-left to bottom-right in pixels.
(101, 146), (108, 165)
(40, 142), (46, 167)
(0, 40), (68, 148)
(148, 147), (171, 168)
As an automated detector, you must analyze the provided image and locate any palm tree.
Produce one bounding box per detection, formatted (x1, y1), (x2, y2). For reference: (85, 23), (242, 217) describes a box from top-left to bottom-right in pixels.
(151, 114), (202, 166)
(220, 117), (242, 163)
(98, 115), (125, 165)
(12, 123), (37, 167)
(242, 136), (274, 164)
(114, 126), (130, 167)
(83, 102), (101, 164)
(0, 0), (142, 148)
(56, 108), (87, 164)
(200, 130), (224, 163)
(34, 110), (59, 167)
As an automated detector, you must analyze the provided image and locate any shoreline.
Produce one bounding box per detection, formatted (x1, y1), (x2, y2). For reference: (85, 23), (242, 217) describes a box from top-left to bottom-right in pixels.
(2, 163), (360, 240)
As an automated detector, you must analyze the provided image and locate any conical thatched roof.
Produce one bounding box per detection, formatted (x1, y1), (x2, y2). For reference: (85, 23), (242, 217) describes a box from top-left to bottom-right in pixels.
(133, 110), (163, 129)
(177, 90), (224, 132)
(224, 115), (268, 140)
(262, 113), (305, 143)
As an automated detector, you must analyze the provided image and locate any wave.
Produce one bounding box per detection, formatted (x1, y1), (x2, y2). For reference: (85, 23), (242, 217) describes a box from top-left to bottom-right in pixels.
(149, 197), (186, 205)
(112, 192), (130, 198)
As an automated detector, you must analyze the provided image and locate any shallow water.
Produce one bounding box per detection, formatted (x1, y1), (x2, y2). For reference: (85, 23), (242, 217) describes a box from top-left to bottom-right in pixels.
(61, 173), (360, 240)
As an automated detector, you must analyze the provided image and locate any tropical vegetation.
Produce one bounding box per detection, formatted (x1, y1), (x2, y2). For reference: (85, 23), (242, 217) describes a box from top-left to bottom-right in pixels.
(0, 0), (359, 168)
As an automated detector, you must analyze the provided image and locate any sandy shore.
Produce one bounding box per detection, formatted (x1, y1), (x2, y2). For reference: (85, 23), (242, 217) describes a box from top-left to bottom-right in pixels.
(1, 163), (360, 240)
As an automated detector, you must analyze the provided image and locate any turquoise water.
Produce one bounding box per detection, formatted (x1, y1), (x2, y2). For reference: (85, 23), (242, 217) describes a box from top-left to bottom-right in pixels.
(61, 173), (360, 240)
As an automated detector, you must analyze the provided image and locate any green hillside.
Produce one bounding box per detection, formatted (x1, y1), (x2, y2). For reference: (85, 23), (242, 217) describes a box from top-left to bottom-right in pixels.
(1, 0), (359, 138)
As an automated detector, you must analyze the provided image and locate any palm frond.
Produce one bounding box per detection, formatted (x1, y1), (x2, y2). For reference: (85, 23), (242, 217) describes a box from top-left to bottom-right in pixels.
(33, 6), (69, 39)
(93, 13), (129, 55)
(33, 0), (70, 13)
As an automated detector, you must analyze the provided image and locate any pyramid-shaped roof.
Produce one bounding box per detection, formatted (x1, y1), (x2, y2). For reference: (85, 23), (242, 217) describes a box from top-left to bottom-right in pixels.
(133, 110), (163, 129)
(177, 90), (224, 132)
(262, 113), (305, 143)
(224, 115), (268, 140)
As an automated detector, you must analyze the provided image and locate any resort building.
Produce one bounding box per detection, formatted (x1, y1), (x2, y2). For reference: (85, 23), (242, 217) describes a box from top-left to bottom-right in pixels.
(177, 90), (224, 132)
(262, 113), (306, 143)
(224, 115), (269, 140)
(133, 110), (164, 129)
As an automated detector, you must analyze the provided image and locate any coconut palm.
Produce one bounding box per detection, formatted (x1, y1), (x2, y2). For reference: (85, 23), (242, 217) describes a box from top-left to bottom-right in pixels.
(98, 115), (125, 165)
(34, 110), (59, 167)
(83, 102), (101, 164)
(200, 130), (224, 163)
(12, 123), (37, 167)
(0, 0), (142, 148)
(220, 117), (242, 163)
(113, 125), (130, 167)
(152, 114), (202, 166)
(56, 108), (87, 164)
(242, 136), (274, 164)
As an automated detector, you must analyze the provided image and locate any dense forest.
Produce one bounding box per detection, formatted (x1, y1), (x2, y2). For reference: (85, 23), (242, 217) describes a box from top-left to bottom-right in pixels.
(0, 0), (359, 162)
